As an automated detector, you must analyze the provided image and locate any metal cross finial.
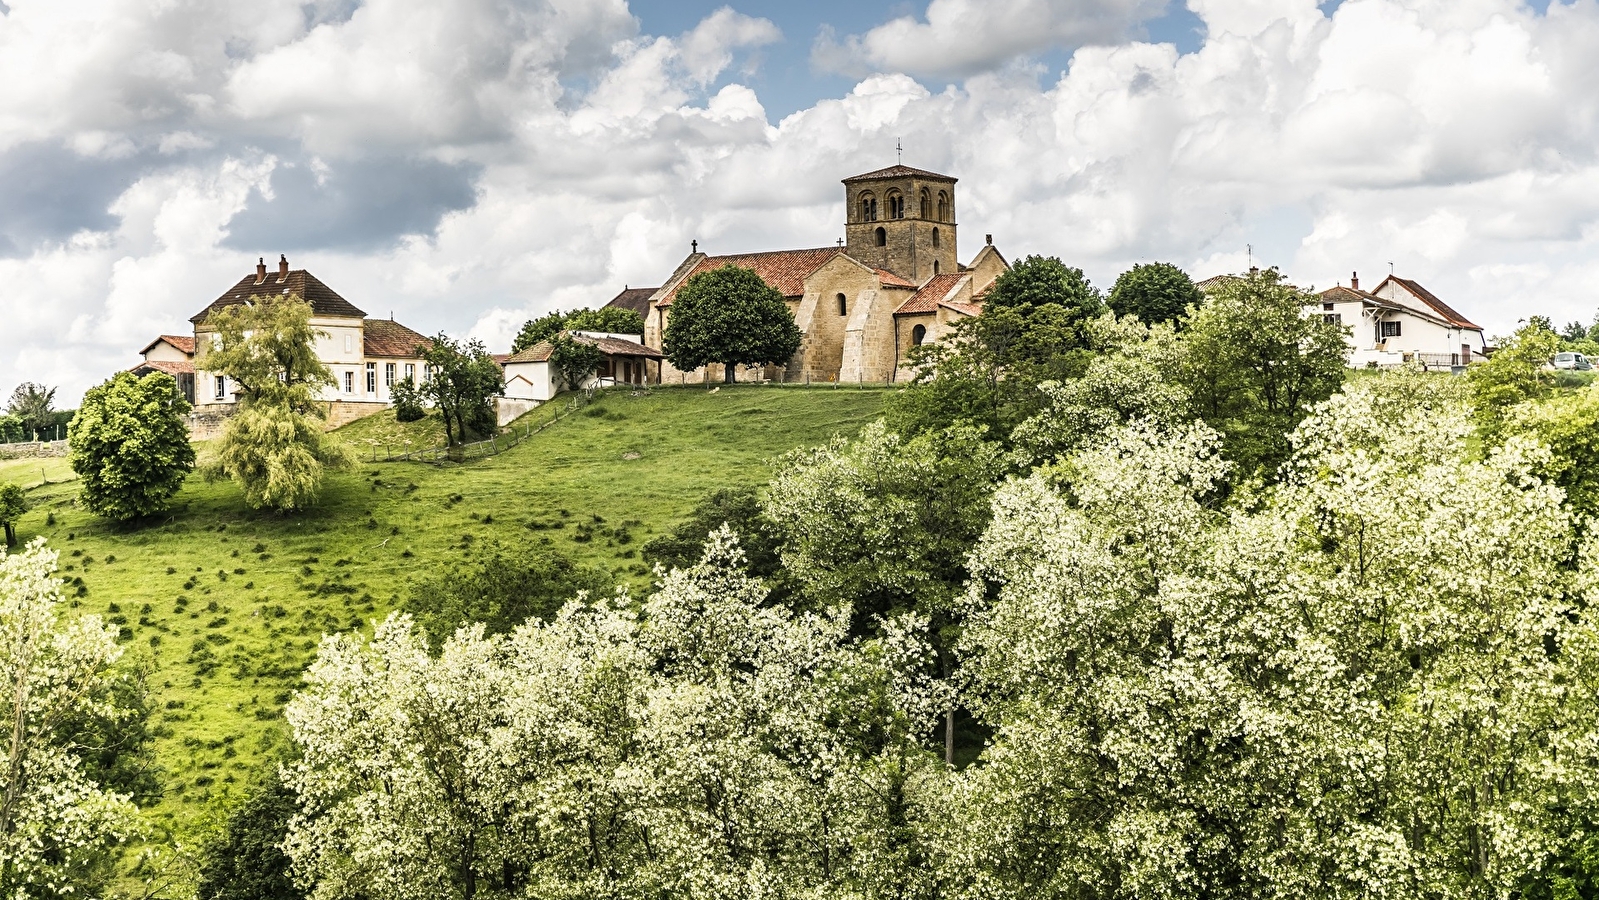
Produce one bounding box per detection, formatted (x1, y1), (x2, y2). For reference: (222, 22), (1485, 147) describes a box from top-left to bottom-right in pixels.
(837, 237), (844, 247)
(692, 239), (698, 253)
(896, 139), (902, 164)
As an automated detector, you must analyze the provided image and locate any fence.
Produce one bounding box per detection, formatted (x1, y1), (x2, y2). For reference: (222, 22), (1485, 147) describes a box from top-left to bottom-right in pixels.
(371, 387), (600, 463)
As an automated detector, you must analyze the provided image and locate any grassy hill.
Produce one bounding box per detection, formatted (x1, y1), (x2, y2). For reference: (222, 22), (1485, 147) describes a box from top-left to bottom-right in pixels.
(6, 384), (888, 842)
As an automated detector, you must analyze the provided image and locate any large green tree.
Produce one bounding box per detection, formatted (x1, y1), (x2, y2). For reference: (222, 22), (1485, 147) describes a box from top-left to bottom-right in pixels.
(512, 307), (644, 354)
(201, 293), (349, 511)
(68, 371), (195, 521)
(1107, 261), (1203, 327)
(1176, 267), (1347, 477)
(418, 334), (503, 447)
(663, 264), (801, 384)
(5, 383), (56, 440)
(196, 771), (306, 900)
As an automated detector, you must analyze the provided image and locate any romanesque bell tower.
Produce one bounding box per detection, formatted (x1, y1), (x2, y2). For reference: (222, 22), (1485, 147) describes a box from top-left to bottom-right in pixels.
(843, 164), (957, 285)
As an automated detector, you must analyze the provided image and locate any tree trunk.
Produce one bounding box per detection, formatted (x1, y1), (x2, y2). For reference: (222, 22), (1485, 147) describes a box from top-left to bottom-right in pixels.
(3, 524), (12, 547)
(723, 363), (736, 384)
(945, 709), (955, 766)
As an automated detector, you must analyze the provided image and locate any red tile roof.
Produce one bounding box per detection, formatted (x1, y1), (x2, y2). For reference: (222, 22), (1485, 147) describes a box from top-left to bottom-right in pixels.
(1377, 276), (1482, 330)
(943, 301), (983, 317)
(502, 332), (663, 364)
(605, 286), (658, 317)
(875, 268), (918, 288)
(844, 164), (957, 183)
(139, 334), (195, 356)
(192, 268), (366, 324)
(363, 319), (432, 358)
(657, 248), (840, 306)
(894, 273), (966, 315)
(130, 359), (195, 376)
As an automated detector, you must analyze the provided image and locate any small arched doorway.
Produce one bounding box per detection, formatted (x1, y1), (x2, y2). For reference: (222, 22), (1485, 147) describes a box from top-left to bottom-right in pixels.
(911, 324), (927, 345)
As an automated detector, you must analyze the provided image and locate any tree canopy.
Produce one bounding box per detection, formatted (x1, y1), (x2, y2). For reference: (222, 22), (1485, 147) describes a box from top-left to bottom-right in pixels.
(418, 334), (503, 447)
(663, 265), (801, 383)
(1107, 261), (1203, 327)
(512, 307), (644, 354)
(68, 370), (196, 521)
(4, 383), (56, 440)
(0, 483), (26, 547)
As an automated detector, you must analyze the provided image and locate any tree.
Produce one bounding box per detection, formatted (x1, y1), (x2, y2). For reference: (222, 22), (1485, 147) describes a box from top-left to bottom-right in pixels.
(418, 334), (503, 447)
(1469, 321), (1560, 434)
(401, 540), (611, 648)
(512, 308), (644, 354)
(1175, 267), (1347, 478)
(0, 483), (25, 547)
(68, 371), (196, 521)
(5, 383), (56, 440)
(663, 264), (801, 384)
(1, 539), (139, 899)
(388, 378), (426, 423)
(1107, 261), (1202, 327)
(197, 771), (306, 900)
(548, 334), (603, 393)
(202, 294), (349, 511)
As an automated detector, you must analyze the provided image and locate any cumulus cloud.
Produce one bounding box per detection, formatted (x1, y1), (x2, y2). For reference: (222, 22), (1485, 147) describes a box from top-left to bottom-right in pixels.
(811, 0), (1170, 80)
(7, 0), (1599, 405)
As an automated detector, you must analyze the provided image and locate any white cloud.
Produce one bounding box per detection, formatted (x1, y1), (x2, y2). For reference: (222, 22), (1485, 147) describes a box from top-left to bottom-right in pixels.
(10, 0), (1599, 403)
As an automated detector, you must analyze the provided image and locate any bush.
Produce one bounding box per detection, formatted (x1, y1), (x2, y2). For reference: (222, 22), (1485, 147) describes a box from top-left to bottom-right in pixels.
(68, 371), (196, 521)
(390, 378), (427, 423)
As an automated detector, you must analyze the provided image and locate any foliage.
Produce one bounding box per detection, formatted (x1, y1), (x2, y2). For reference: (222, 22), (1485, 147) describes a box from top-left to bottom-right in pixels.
(662, 264), (801, 383)
(196, 771), (306, 900)
(401, 540), (611, 648)
(982, 255), (1103, 319)
(418, 334), (503, 447)
(202, 294), (349, 512)
(642, 486), (784, 583)
(68, 371), (196, 521)
(283, 531), (948, 900)
(5, 383), (56, 440)
(1175, 266), (1347, 477)
(548, 335), (603, 392)
(1107, 261), (1203, 327)
(511, 307), (644, 354)
(388, 378), (426, 423)
(0, 539), (139, 899)
(0, 483), (26, 547)
(1470, 321), (1560, 433)
(1504, 384), (1599, 521)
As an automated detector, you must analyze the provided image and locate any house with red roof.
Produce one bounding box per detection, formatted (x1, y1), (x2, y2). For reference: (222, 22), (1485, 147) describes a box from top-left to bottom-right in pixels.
(134, 255), (431, 427)
(1313, 272), (1486, 369)
(639, 163), (1009, 384)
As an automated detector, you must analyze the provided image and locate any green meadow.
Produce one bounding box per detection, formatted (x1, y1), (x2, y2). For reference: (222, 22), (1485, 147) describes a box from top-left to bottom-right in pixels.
(5, 384), (888, 840)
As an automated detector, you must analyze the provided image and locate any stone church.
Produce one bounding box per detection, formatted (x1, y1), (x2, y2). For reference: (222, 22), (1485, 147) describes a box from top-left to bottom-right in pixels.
(628, 164), (1008, 384)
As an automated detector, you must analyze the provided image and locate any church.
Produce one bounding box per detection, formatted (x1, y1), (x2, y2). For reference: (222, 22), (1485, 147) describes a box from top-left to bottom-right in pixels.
(626, 163), (1008, 384)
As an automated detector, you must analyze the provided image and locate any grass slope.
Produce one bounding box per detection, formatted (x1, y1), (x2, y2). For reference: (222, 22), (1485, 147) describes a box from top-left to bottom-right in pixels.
(7, 385), (888, 841)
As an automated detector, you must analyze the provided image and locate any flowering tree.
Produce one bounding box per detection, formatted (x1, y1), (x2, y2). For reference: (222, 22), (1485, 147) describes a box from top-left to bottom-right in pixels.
(0, 539), (138, 899)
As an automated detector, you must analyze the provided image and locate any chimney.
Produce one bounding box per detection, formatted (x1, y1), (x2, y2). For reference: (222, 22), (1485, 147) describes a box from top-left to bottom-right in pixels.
(278, 254), (289, 281)
(255, 257), (266, 284)
(1351, 271), (1359, 291)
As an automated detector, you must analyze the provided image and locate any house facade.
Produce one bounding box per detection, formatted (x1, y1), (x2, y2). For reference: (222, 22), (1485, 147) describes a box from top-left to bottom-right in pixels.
(502, 331), (662, 402)
(1313, 273), (1486, 368)
(638, 163), (1008, 384)
(136, 256), (430, 430)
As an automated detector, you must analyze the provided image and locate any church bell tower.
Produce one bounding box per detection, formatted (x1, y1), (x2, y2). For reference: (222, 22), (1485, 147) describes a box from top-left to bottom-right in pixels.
(843, 164), (957, 285)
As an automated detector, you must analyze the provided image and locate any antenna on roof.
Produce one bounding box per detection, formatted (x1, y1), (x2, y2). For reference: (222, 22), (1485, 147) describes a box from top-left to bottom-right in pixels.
(896, 138), (903, 164)
(1388, 260), (1395, 275)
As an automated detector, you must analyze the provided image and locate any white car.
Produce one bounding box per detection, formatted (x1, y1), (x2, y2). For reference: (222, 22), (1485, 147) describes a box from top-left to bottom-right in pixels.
(1552, 351), (1594, 371)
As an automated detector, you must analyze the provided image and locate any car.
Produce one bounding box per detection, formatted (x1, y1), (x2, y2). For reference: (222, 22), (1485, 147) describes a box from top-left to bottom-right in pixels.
(1553, 351), (1594, 371)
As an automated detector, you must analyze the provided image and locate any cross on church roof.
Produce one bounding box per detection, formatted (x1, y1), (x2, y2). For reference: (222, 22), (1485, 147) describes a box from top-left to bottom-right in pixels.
(896, 138), (902, 164)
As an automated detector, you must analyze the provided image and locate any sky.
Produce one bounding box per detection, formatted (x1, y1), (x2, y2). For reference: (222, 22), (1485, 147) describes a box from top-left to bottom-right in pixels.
(0, 0), (1593, 403)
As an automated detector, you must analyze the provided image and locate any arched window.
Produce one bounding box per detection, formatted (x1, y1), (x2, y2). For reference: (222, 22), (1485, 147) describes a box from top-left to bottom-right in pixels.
(933, 260), (940, 274)
(912, 324), (927, 345)
(887, 191), (905, 219)
(932, 227), (940, 249)
(837, 293), (847, 316)
(919, 188), (931, 218)
(937, 191), (948, 222)
(875, 227), (886, 247)
(859, 193), (877, 222)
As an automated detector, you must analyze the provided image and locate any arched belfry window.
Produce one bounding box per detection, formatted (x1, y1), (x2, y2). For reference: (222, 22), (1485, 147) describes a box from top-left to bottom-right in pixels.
(937, 191), (949, 222)
(887, 191), (905, 219)
(912, 324), (927, 345)
(919, 188), (931, 218)
(875, 227), (886, 247)
(860, 193), (878, 222)
(932, 227), (940, 249)
(837, 293), (847, 316)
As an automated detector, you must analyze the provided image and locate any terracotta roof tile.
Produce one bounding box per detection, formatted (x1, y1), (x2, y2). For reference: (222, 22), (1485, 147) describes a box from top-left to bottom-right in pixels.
(192, 268), (366, 324)
(501, 332), (663, 365)
(942, 300), (983, 317)
(658, 248), (840, 306)
(843, 164), (957, 183)
(139, 334), (196, 356)
(875, 268), (918, 288)
(604, 287), (658, 318)
(894, 273), (966, 315)
(503, 341), (555, 364)
(1380, 276), (1482, 330)
(130, 359), (194, 376)
(362, 319), (431, 358)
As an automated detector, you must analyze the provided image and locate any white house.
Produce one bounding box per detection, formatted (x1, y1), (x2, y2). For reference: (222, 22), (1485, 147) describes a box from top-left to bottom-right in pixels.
(501, 331), (661, 402)
(1313, 273), (1486, 369)
(136, 256), (432, 427)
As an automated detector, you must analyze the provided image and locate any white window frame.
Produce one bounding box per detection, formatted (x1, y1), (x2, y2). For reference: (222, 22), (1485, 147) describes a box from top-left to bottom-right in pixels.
(344, 371), (353, 393)
(384, 363), (395, 388)
(213, 375), (225, 400)
(1380, 320), (1402, 339)
(366, 362), (376, 393)
(404, 363), (416, 384)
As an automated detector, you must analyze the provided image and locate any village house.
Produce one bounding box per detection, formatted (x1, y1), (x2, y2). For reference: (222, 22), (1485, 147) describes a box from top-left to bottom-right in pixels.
(500, 330), (662, 402)
(1313, 273), (1486, 369)
(630, 163), (1009, 384)
(134, 255), (431, 430)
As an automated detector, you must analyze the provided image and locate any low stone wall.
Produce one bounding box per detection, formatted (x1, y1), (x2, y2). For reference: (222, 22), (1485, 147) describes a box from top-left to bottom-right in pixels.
(186, 400), (390, 440)
(0, 440), (68, 460)
(497, 397), (540, 426)
(322, 401), (390, 429)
